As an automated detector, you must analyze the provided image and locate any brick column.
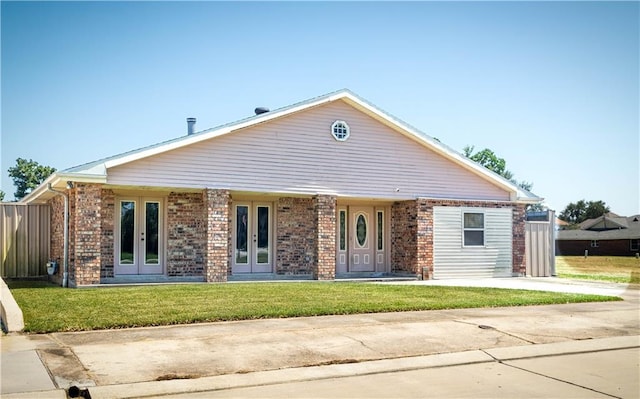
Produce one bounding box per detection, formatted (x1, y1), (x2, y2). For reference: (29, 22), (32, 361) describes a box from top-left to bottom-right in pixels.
(512, 205), (527, 276)
(101, 189), (115, 278)
(204, 189), (230, 282)
(72, 183), (102, 286)
(390, 200), (418, 275)
(416, 198), (432, 279)
(48, 195), (65, 285)
(313, 195), (336, 280)
(390, 199), (431, 278)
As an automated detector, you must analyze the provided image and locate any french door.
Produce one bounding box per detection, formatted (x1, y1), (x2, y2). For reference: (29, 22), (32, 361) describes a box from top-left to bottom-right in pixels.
(115, 197), (163, 275)
(232, 203), (272, 273)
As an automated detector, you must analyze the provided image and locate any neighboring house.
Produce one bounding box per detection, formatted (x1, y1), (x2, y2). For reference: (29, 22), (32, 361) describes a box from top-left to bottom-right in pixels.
(556, 213), (640, 256)
(22, 89), (541, 286)
(555, 218), (569, 231)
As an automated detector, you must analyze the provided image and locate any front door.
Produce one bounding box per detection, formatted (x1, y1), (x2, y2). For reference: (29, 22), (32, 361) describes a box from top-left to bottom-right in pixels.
(115, 197), (163, 275)
(233, 203), (272, 273)
(350, 206), (375, 272)
(337, 206), (388, 273)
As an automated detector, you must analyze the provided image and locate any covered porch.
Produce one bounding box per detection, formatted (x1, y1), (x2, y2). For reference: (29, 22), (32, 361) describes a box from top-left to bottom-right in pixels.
(46, 183), (433, 287)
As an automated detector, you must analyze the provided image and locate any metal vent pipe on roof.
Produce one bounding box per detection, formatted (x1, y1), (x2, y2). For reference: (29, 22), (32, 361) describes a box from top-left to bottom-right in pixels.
(254, 107), (269, 115)
(187, 117), (196, 135)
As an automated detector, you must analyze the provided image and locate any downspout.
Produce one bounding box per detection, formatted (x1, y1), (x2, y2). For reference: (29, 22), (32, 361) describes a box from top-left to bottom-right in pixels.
(47, 184), (69, 288)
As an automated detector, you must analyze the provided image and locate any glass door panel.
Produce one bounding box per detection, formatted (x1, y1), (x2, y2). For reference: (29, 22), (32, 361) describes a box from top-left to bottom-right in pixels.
(144, 202), (160, 265)
(235, 205), (249, 265)
(119, 201), (136, 265)
(356, 214), (368, 248)
(336, 208), (348, 274)
(256, 206), (270, 265)
(375, 209), (386, 271)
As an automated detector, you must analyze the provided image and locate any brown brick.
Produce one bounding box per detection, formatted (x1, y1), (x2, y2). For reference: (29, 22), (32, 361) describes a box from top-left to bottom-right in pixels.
(276, 197), (315, 275)
(204, 189), (229, 282)
(167, 192), (207, 277)
(313, 195), (336, 280)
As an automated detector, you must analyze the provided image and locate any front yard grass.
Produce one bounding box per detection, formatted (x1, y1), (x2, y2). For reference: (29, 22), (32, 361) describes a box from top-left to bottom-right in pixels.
(7, 280), (620, 333)
(556, 256), (640, 284)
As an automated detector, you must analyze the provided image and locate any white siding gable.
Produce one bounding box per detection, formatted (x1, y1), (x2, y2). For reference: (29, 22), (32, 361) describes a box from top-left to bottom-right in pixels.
(108, 101), (510, 201)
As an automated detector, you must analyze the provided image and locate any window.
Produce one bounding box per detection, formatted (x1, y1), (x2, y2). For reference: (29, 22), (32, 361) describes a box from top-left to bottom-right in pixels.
(631, 239), (640, 251)
(377, 211), (384, 251)
(331, 120), (350, 141)
(463, 212), (484, 246)
(339, 210), (346, 251)
(356, 214), (367, 247)
(591, 240), (599, 248)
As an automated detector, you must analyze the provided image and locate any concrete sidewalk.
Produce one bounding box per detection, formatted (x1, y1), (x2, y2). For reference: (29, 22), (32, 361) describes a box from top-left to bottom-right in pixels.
(3, 336), (638, 398)
(1, 278), (638, 398)
(383, 276), (633, 297)
(143, 336), (640, 398)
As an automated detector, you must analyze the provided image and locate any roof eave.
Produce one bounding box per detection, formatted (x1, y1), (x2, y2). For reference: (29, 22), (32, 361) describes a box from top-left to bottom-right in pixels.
(20, 172), (107, 204)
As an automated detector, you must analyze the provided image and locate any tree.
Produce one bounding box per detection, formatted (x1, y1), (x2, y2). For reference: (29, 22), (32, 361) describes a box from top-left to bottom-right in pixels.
(7, 158), (56, 200)
(463, 145), (543, 211)
(0, 190), (4, 202)
(463, 145), (513, 180)
(559, 200), (610, 224)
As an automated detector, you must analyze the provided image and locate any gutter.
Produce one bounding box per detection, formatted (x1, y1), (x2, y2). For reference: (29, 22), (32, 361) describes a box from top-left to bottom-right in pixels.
(47, 183), (70, 288)
(21, 172), (106, 204)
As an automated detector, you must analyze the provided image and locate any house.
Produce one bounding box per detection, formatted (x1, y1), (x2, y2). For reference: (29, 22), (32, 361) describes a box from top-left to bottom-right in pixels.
(556, 213), (640, 256)
(555, 217), (570, 231)
(21, 89), (541, 286)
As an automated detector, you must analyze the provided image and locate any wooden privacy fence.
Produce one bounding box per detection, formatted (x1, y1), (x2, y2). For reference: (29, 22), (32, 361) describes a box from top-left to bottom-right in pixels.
(0, 204), (50, 278)
(525, 210), (556, 277)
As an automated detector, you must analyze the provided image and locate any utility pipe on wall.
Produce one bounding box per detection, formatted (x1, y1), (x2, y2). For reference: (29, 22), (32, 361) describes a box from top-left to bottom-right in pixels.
(47, 184), (69, 288)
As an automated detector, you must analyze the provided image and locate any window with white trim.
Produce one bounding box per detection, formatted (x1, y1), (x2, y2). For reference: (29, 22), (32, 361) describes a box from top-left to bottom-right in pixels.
(591, 240), (599, 248)
(630, 239), (639, 251)
(463, 212), (484, 246)
(331, 120), (350, 141)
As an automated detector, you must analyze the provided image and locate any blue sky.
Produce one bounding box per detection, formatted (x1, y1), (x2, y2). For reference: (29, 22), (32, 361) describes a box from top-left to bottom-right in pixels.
(1, 1), (638, 215)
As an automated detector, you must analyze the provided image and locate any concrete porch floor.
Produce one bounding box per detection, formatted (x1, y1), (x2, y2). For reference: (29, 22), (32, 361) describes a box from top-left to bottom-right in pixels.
(95, 272), (417, 285)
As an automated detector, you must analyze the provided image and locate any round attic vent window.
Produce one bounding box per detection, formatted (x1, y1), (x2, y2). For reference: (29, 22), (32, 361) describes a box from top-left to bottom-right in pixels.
(331, 120), (350, 141)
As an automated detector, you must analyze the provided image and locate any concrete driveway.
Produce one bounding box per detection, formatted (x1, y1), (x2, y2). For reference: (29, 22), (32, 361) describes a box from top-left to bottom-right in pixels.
(2, 278), (639, 398)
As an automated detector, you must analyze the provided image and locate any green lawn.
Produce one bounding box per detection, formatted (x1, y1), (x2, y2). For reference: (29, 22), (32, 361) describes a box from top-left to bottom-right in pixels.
(556, 256), (640, 284)
(7, 280), (620, 333)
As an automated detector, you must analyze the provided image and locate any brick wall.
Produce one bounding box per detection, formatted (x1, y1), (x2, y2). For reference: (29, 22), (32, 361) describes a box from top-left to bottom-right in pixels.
(512, 204), (527, 276)
(72, 183), (102, 285)
(48, 195), (65, 284)
(313, 195), (336, 280)
(390, 200), (419, 274)
(68, 188), (76, 282)
(204, 189), (230, 282)
(416, 199), (431, 277)
(166, 192), (206, 277)
(556, 239), (639, 256)
(276, 197), (315, 275)
(101, 189), (115, 278)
